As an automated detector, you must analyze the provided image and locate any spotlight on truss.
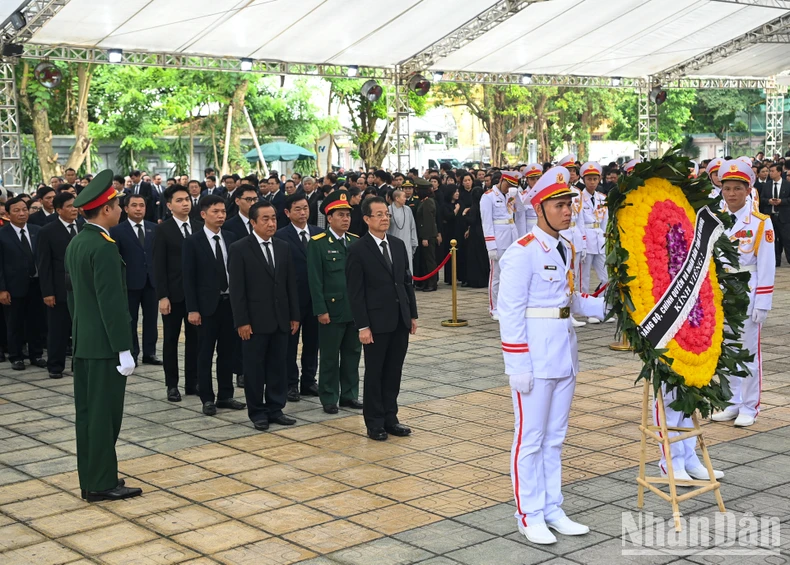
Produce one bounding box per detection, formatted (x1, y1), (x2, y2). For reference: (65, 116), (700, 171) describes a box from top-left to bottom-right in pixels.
(432, 71), (444, 82)
(409, 74), (431, 97)
(649, 85), (667, 106)
(347, 65), (359, 78)
(521, 74), (533, 86)
(612, 77), (622, 87)
(240, 58), (253, 72)
(107, 49), (123, 63)
(360, 80), (383, 103)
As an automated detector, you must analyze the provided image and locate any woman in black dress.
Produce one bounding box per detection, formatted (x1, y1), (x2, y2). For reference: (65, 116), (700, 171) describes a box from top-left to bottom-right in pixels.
(439, 186), (461, 284)
(456, 173), (475, 285)
(462, 186), (490, 288)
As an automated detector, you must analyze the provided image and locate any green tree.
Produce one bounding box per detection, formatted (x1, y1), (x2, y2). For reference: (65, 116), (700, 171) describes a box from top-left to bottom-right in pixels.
(554, 88), (622, 161)
(689, 89), (764, 141)
(608, 89), (698, 145)
(326, 78), (425, 169)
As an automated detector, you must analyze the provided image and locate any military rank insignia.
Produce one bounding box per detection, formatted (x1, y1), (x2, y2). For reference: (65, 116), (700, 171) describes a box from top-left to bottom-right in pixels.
(766, 229), (775, 243)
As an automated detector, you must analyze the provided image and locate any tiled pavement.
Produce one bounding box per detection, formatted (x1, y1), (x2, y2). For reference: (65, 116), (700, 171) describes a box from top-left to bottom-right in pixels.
(1, 271), (790, 564)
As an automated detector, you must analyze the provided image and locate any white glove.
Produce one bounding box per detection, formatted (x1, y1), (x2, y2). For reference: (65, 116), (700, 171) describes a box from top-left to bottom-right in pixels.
(509, 372), (534, 394)
(751, 308), (768, 325)
(116, 350), (135, 376)
(488, 250), (499, 261)
(580, 248), (587, 261)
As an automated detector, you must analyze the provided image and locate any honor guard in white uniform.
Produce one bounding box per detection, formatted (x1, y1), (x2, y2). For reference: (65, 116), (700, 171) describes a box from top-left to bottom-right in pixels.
(499, 166), (606, 546)
(710, 159), (774, 428)
(736, 156), (761, 213)
(623, 157), (641, 176)
(579, 162), (610, 314)
(705, 158), (724, 199)
(520, 164), (543, 234)
(482, 171), (525, 320)
(557, 155), (587, 328)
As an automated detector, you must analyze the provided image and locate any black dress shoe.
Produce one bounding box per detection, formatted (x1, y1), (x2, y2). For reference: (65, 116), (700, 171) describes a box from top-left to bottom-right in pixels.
(142, 355), (163, 365)
(11, 360), (25, 371)
(253, 420), (269, 431)
(367, 428), (388, 441)
(300, 382), (319, 396)
(86, 485), (142, 502)
(48, 372), (63, 379)
(236, 374), (245, 388)
(385, 423), (412, 437)
(82, 479), (125, 499)
(269, 414), (296, 426)
(203, 402), (217, 416)
(31, 357), (47, 368)
(339, 399), (363, 409)
(287, 387), (301, 402)
(216, 398), (246, 410)
(323, 404), (338, 414)
(167, 388), (182, 402)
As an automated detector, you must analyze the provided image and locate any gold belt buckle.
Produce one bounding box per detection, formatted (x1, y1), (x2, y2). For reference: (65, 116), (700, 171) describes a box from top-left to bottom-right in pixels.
(570, 221), (576, 228)
(508, 218), (514, 224)
(559, 307), (570, 319)
(593, 222), (600, 229)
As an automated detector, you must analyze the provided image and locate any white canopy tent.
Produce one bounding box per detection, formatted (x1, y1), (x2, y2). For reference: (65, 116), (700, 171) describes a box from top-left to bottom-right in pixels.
(2, 0), (790, 185)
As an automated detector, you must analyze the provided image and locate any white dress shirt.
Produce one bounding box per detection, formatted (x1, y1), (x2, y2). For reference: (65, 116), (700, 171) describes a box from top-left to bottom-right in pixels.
(173, 216), (191, 237)
(254, 232), (275, 268)
(368, 231), (393, 263)
(59, 217), (76, 232)
(204, 226), (230, 292)
(291, 223), (310, 242)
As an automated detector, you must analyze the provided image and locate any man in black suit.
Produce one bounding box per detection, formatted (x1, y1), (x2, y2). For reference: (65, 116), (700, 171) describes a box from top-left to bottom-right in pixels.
(201, 176), (226, 198)
(760, 163), (790, 267)
(264, 176), (287, 228)
(275, 194), (322, 402)
(28, 186), (57, 226)
(183, 195), (246, 416)
(229, 201), (300, 431)
(110, 194), (161, 367)
(0, 196), (46, 370)
(220, 184), (260, 388)
(153, 185), (203, 402)
(36, 192), (80, 379)
(346, 197), (418, 441)
(187, 180), (203, 222)
(127, 170), (159, 223)
(223, 175), (239, 219)
(303, 176), (321, 226)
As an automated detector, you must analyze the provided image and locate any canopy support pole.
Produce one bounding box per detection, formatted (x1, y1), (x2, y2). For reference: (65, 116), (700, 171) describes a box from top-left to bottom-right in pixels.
(765, 82), (785, 159)
(638, 81), (659, 160)
(0, 63), (23, 191)
(388, 66), (411, 173)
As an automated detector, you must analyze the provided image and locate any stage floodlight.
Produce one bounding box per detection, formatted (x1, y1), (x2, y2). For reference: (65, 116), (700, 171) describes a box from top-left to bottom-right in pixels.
(409, 74), (431, 96)
(649, 85), (667, 106)
(240, 58), (253, 72)
(432, 71), (444, 82)
(612, 77), (622, 87)
(361, 80), (383, 103)
(10, 11), (26, 30)
(108, 49), (123, 63)
(347, 65), (359, 77)
(521, 74), (533, 85)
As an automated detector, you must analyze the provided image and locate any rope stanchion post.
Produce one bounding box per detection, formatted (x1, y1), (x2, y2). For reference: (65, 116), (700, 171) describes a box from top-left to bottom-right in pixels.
(441, 239), (468, 328)
(609, 333), (632, 351)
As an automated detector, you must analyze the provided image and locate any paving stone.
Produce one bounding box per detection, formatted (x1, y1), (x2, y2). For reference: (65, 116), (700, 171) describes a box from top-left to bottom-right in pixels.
(394, 520), (495, 554)
(446, 537), (555, 565)
(330, 537), (433, 565)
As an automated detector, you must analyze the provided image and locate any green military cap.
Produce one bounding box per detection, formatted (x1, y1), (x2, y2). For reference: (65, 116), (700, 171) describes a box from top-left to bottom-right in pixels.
(414, 178), (432, 189)
(321, 189), (353, 215)
(73, 169), (118, 210)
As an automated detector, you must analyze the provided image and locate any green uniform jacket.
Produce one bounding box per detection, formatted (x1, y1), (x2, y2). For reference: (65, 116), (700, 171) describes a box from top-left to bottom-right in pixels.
(307, 229), (358, 323)
(65, 224), (133, 359)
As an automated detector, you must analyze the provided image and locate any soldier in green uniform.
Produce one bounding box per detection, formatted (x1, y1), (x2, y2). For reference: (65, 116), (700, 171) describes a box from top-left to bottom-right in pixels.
(307, 191), (363, 414)
(66, 170), (143, 502)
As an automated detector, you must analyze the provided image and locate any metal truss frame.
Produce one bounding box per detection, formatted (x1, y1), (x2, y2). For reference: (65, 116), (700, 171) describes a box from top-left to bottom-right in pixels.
(387, 67), (411, 172)
(399, 0), (551, 74)
(637, 83), (659, 160)
(0, 0), (71, 46)
(765, 87), (785, 157)
(710, 0), (790, 8)
(0, 64), (22, 190)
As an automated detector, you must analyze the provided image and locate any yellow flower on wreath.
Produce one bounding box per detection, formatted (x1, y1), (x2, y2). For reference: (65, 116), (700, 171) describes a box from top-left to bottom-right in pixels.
(617, 177), (724, 388)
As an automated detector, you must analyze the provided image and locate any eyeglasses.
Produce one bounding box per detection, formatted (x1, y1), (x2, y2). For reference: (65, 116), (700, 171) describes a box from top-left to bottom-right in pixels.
(367, 213), (391, 219)
(240, 197), (258, 203)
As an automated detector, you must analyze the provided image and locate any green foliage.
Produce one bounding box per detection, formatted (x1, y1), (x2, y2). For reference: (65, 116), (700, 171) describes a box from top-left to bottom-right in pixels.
(608, 90), (698, 145)
(604, 147), (752, 417)
(20, 135), (40, 190)
(165, 134), (190, 177)
(690, 90), (764, 141)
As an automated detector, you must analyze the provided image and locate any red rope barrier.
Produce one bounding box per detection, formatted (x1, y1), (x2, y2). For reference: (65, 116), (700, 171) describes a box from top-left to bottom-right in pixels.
(413, 251), (452, 282)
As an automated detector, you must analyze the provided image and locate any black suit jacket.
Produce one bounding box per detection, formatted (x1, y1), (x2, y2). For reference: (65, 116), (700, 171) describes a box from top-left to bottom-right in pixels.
(224, 214), (252, 241)
(200, 186), (227, 198)
(36, 219), (80, 301)
(269, 191), (287, 228)
(182, 228), (237, 317)
(275, 223), (322, 313)
(759, 179), (790, 223)
(27, 209), (56, 227)
(110, 220), (157, 291)
(0, 223), (41, 298)
(188, 195), (203, 222)
(306, 191), (321, 226)
(153, 217), (203, 303)
(224, 190), (240, 219)
(346, 233), (418, 334)
(228, 235), (299, 334)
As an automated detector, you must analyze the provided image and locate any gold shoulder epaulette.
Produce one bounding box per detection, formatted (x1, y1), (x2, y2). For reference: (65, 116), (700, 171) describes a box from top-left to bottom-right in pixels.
(347, 232), (359, 238)
(101, 232), (115, 243)
(484, 189), (493, 194)
(752, 210), (769, 221)
(311, 232), (327, 241)
(517, 233), (535, 247)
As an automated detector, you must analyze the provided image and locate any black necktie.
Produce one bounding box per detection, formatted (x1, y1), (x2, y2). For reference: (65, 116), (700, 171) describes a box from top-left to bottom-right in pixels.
(182, 223), (190, 238)
(193, 198), (198, 208)
(300, 230), (308, 247)
(380, 240), (393, 273)
(68, 224), (76, 239)
(263, 241), (274, 269)
(775, 182), (779, 200)
(557, 242), (567, 265)
(135, 184), (140, 195)
(213, 235), (228, 292)
(20, 228), (35, 276)
(247, 222), (253, 235)
(136, 223), (145, 246)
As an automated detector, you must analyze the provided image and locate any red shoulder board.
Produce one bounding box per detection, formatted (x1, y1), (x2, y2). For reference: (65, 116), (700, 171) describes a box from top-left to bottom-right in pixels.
(517, 233), (535, 247)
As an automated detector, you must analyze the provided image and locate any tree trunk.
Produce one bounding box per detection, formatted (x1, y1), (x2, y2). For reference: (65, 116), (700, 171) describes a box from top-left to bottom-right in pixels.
(18, 62), (61, 181)
(229, 79), (249, 173)
(64, 63), (94, 171)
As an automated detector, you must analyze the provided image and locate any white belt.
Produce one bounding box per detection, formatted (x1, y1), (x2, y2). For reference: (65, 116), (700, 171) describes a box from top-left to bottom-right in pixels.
(525, 306), (571, 319)
(724, 264), (756, 273)
(585, 223), (601, 228)
(494, 219), (514, 225)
